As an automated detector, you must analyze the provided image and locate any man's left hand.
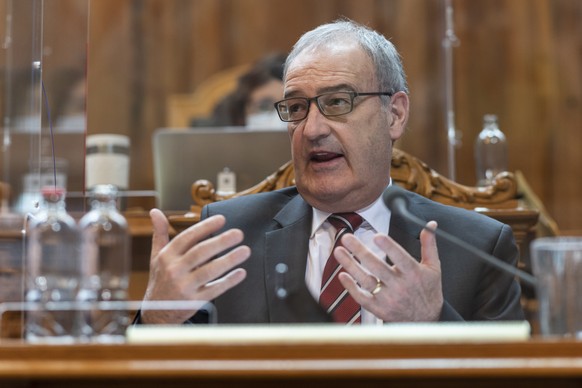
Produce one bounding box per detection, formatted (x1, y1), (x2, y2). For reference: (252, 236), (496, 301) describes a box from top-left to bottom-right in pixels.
(334, 220), (443, 322)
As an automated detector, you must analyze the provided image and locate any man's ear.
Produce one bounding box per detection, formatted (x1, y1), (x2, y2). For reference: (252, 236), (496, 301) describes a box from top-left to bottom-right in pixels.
(388, 91), (409, 141)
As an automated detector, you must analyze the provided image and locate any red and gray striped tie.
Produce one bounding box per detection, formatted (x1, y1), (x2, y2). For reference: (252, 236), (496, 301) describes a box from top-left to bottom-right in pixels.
(319, 212), (364, 324)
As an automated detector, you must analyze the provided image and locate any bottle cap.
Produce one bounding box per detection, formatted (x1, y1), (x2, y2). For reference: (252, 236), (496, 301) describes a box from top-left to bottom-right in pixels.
(89, 184), (119, 203)
(41, 186), (66, 201)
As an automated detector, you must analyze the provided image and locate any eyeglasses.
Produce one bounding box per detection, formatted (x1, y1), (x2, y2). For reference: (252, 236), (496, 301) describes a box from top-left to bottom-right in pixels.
(274, 91), (393, 122)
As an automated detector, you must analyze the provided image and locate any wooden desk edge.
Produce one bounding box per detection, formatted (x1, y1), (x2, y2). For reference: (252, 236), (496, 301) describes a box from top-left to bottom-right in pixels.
(0, 339), (582, 379)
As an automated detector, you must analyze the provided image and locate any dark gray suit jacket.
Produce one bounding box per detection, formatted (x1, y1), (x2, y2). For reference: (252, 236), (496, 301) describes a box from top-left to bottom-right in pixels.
(199, 186), (524, 323)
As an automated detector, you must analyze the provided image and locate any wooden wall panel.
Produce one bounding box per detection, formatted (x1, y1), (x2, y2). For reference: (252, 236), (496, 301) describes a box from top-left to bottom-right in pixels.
(451, 0), (582, 232)
(77, 0), (582, 231)
(547, 0), (582, 231)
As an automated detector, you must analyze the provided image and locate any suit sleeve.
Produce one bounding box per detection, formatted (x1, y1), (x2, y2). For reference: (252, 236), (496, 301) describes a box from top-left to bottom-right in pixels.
(473, 224), (525, 321)
(437, 223), (525, 322)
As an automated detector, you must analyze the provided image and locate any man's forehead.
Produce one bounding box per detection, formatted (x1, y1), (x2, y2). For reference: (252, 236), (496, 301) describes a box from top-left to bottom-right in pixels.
(284, 44), (374, 91)
(287, 41), (364, 71)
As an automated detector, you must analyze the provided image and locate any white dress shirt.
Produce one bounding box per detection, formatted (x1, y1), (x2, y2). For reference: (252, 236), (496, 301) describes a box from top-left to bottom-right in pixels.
(305, 190), (391, 324)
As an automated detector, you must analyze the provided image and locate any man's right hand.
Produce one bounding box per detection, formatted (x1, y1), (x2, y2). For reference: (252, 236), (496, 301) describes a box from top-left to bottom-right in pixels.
(140, 209), (251, 324)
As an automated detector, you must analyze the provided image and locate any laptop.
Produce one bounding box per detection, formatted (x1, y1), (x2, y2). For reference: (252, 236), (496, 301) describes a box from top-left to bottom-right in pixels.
(152, 127), (292, 211)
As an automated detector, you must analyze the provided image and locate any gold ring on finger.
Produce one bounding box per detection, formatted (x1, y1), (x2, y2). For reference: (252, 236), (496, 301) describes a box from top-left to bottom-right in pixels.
(371, 277), (383, 295)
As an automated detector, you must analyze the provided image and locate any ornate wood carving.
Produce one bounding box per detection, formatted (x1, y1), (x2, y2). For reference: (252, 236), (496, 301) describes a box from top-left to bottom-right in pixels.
(188, 148), (518, 217)
(389, 148), (518, 209)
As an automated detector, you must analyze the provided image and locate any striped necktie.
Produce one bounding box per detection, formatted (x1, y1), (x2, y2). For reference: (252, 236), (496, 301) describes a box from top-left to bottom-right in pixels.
(319, 212), (364, 324)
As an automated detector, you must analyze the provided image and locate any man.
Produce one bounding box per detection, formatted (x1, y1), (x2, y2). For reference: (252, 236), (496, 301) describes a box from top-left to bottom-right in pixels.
(141, 19), (524, 324)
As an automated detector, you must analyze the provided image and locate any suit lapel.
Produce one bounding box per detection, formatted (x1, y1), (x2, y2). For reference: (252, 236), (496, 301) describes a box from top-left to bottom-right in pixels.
(264, 195), (331, 322)
(388, 191), (425, 262)
(260, 189), (426, 322)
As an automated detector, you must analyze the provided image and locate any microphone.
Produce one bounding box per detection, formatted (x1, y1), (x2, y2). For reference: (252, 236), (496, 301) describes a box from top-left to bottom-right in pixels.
(382, 185), (536, 287)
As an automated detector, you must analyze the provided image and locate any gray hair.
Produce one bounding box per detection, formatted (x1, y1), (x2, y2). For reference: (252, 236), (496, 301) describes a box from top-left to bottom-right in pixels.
(284, 19), (409, 96)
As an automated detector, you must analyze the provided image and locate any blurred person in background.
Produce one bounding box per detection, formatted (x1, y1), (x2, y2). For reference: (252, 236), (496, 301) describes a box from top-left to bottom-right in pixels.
(195, 52), (287, 129)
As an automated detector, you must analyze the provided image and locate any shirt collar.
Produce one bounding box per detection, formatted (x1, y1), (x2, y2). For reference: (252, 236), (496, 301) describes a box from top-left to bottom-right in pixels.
(310, 180), (392, 237)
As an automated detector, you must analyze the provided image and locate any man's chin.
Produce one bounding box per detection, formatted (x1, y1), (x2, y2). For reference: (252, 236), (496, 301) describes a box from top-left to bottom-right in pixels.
(297, 184), (352, 212)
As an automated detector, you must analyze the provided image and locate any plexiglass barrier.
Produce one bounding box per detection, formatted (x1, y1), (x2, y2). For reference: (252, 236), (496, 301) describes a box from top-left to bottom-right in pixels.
(0, 300), (216, 342)
(0, 0), (89, 214)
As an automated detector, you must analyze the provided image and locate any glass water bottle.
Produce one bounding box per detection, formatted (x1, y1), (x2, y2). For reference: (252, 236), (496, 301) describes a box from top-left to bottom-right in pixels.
(475, 114), (508, 186)
(25, 187), (81, 343)
(78, 184), (131, 342)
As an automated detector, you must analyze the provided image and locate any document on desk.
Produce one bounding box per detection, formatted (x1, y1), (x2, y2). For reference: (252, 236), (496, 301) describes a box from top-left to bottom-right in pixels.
(126, 321), (531, 344)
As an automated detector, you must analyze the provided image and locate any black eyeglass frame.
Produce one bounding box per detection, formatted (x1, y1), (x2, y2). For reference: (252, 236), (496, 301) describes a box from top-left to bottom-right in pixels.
(274, 91), (394, 122)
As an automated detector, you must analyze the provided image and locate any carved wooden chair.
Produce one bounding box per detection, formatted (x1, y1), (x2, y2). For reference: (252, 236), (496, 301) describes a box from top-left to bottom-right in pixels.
(168, 150), (540, 330)
(170, 148), (540, 328)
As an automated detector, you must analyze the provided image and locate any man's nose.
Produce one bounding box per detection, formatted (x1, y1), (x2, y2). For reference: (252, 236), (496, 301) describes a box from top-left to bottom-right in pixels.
(302, 101), (330, 139)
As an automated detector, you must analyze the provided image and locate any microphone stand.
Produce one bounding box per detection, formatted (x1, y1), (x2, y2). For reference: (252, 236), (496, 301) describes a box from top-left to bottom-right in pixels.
(443, 0), (461, 181)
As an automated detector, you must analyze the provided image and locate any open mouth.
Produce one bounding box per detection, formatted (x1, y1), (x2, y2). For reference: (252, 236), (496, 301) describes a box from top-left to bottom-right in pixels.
(310, 152), (343, 163)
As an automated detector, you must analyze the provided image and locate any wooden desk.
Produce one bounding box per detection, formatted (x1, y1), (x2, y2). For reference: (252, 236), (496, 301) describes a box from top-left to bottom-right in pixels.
(0, 338), (582, 387)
